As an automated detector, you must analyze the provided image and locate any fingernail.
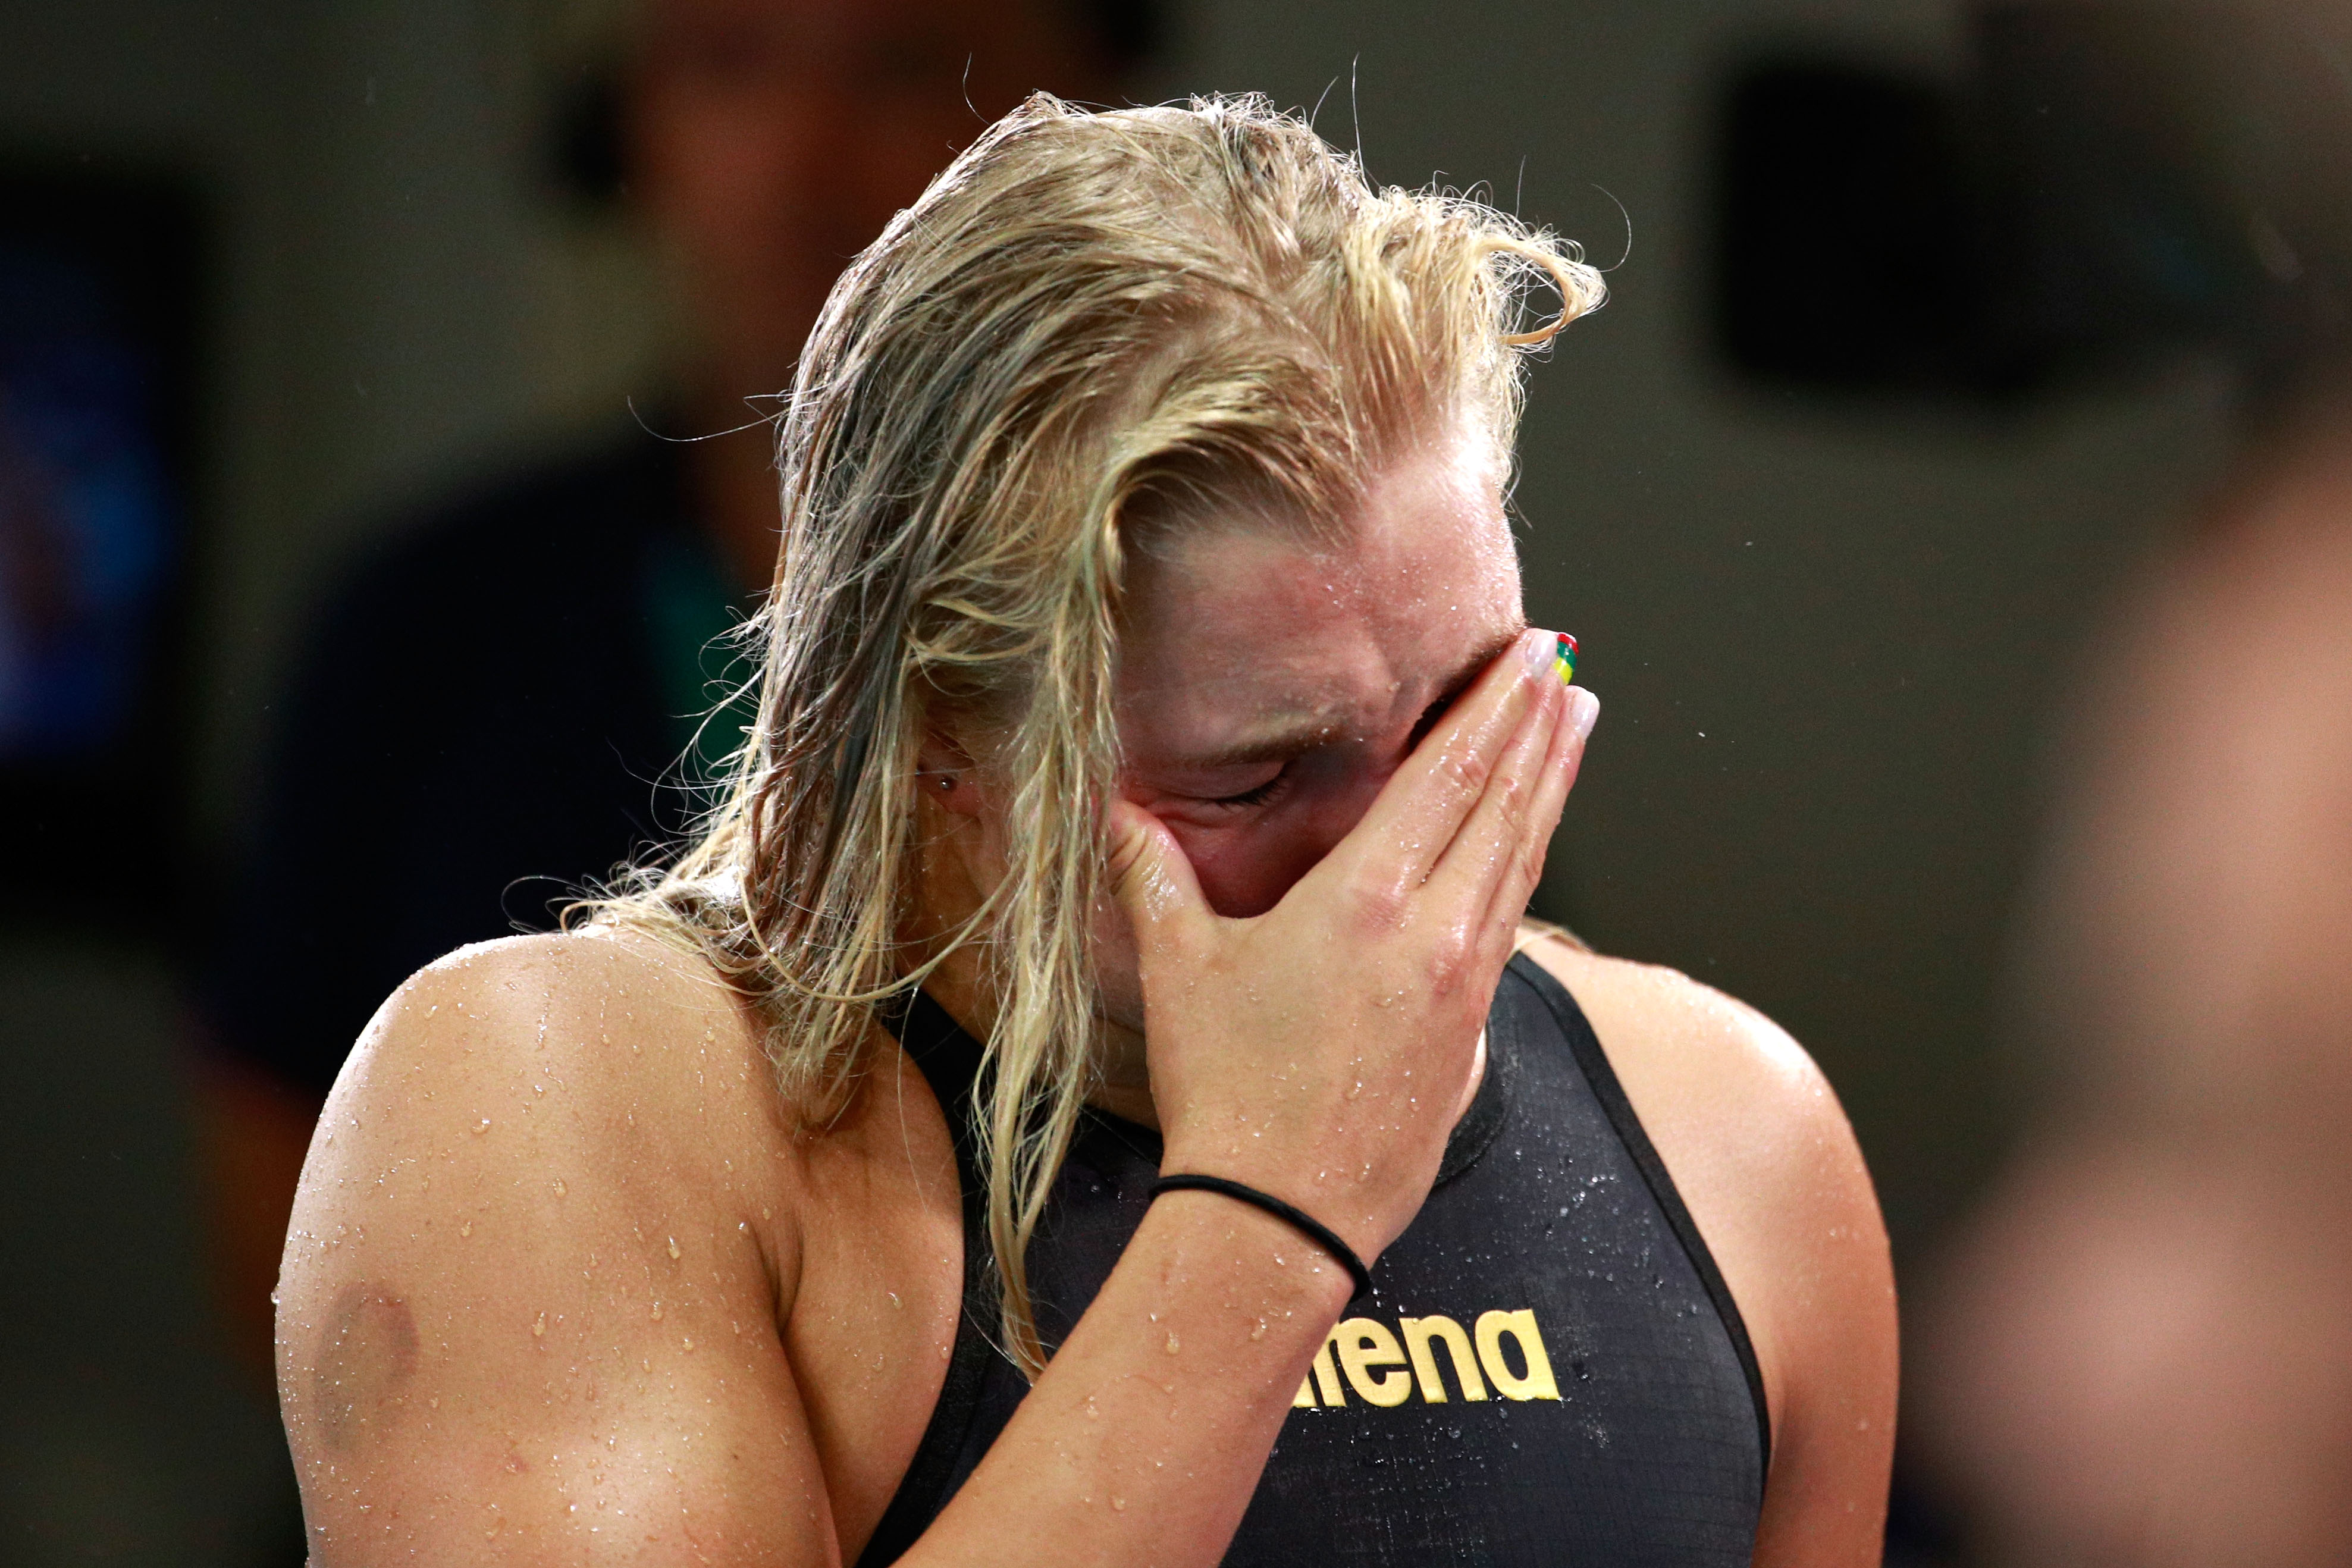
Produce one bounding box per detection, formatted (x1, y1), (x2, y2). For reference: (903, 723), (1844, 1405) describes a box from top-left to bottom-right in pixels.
(1566, 686), (1600, 742)
(1520, 628), (1557, 680)
(1554, 632), (1578, 686)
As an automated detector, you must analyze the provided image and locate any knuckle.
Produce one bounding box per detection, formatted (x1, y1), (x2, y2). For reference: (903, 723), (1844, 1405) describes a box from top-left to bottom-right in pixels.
(1443, 748), (1492, 796)
(1491, 769), (1528, 826)
(1346, 877), (1410, 935)
(1422, 925), (1475, 993)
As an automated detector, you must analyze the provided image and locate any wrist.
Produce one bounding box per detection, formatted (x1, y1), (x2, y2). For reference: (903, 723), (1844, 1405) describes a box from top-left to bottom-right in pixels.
(1139, 1186), (1360, 1322)
(1150, 1174), (1373, 1301)
(1156, 1140), (1397, 1264)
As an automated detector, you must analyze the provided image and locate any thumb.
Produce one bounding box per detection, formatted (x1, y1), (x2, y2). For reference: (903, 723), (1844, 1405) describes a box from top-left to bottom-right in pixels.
(1105, 798), (1209, 958)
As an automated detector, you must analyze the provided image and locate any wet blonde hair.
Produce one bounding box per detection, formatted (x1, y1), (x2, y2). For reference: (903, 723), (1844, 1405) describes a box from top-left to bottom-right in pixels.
(595, 92), (1600, 1375)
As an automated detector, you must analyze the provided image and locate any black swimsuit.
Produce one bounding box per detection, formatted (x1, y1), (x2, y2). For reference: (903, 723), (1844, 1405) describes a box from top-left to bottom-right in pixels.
(860, 953), (1770, 1566)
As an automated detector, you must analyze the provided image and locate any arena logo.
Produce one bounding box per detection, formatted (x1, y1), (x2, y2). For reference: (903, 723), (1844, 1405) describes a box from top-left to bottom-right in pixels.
(1294, 1309), (1560, 1409)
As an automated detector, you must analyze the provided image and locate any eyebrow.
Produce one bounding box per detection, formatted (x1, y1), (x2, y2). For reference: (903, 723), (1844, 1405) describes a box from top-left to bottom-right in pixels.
(1168, 622), (1528, 772)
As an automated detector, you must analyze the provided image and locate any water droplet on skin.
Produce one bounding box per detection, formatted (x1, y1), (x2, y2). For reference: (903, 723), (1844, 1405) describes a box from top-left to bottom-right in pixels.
(667, 1237), (681, 1260)
(1112, 1497), (1127, 1511)
(533, 1313), (547, 1337)
(1250, 1319), (1267, 1340)
(460, 1221), (473, 1238)
(888, 1291), (901, 1309)
(553, 1180), (567, 1197)
(650, 1303), (663, 1321)
(472, 1118), (491, 1135)
(681, 1337), (694, 1353)
(1164, 1331), (1180, 1354)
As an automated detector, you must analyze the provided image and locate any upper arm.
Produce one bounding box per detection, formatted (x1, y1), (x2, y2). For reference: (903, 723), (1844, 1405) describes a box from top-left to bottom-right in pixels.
(277, 935), (837, 1566)
(1521, 937), (1897, 1566)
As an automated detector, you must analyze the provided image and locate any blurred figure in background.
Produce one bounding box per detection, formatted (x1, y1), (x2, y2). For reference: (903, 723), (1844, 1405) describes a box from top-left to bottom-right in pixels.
(1888, 8), (2352, 1561)
(1917, 375), (2352, 1564)
(196, 0), (1149, 1365)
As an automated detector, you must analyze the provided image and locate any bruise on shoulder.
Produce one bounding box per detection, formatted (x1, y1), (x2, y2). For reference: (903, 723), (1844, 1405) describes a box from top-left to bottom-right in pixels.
(313, 1281), (421, 1453)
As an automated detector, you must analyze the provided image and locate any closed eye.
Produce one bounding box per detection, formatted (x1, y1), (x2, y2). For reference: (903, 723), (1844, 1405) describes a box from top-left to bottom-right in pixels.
(1202, 767), (1291, 812)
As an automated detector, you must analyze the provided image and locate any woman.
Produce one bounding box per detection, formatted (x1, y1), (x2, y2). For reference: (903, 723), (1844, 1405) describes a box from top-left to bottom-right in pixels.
(281, 95), (1894, 1565)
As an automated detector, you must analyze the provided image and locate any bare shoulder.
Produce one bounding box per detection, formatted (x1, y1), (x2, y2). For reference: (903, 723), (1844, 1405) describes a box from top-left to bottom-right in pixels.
(1516, 932), (1895, 1562)
(293, 928), (796, 1255)
(1516, 933), (1849, 1196)
(275, 928), (817, 1539)
(319, 925), (784, 1162)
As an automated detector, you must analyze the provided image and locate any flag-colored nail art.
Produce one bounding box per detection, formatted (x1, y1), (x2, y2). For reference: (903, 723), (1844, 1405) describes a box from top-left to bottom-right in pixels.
(1555, 632), (1578, 686)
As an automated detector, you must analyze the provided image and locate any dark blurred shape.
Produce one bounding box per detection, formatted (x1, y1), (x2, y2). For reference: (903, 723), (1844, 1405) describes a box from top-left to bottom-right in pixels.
(0, 159), (201, 931)
(1, 948), (305, 1567)
(205, 441), (705, 1099)
(1980, 1), (2352, 397)
(1717, 2), (2352, 403)
(550, 64), (629, 208)
(545, 0), (1167, 210)
(1716, 62), (1981, 393)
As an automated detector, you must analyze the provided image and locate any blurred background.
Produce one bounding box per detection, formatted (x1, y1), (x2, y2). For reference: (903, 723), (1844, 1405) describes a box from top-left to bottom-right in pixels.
(3, 0), (2345, 1562)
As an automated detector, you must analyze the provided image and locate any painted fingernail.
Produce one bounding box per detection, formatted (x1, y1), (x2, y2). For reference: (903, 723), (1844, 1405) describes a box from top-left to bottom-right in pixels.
(1554, 632), (1578, 686)
(1566, 686), (1600, 742)
(1520, 629), (1558, 679)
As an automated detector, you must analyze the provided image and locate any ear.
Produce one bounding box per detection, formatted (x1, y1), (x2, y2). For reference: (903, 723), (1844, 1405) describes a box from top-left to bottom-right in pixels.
(914, 728), (985, 818)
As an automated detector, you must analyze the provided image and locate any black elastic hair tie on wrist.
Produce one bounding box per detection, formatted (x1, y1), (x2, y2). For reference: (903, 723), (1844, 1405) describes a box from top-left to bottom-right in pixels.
(1149, 1173), (1375, 1301)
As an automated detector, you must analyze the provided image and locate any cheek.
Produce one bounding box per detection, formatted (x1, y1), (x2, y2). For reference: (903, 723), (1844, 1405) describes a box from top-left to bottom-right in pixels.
(1161, 766), (1394, 919)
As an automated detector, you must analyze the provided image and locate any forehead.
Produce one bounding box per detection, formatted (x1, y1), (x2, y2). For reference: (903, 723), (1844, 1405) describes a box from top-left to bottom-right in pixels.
(1118, 437), (1520, 752)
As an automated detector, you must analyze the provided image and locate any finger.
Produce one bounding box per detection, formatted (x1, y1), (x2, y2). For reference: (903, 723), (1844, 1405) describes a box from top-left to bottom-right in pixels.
(1105, 798), (1212, 963)
(1473, 684), (1597, 946)
(1419, 666), (1564, 924)
(1329, 628), (1555, 891)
